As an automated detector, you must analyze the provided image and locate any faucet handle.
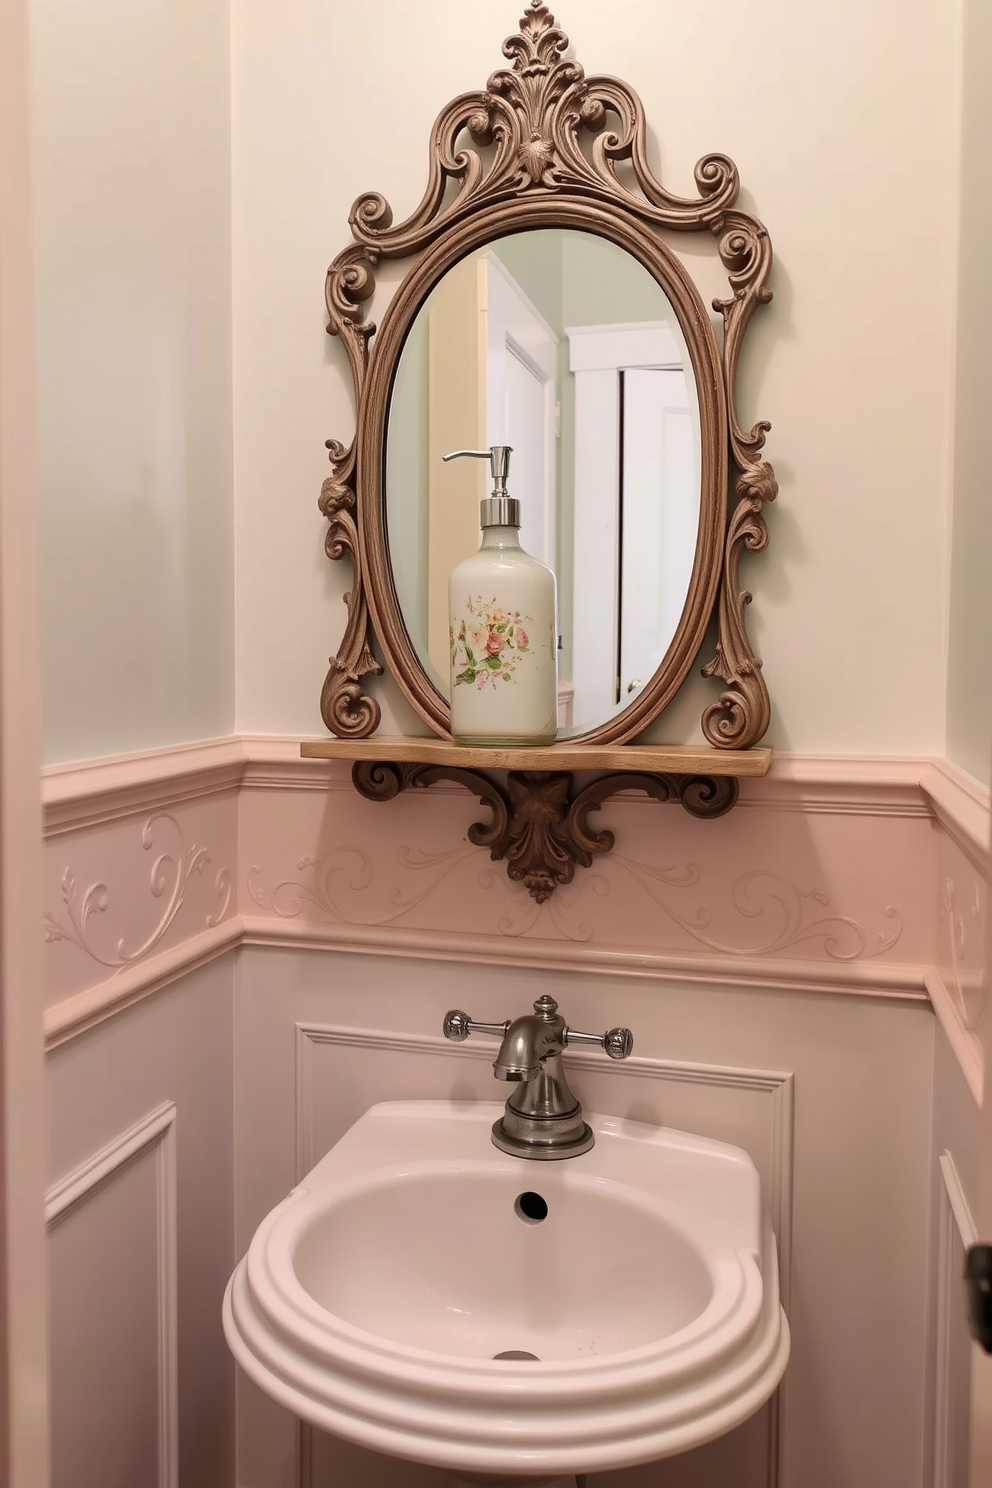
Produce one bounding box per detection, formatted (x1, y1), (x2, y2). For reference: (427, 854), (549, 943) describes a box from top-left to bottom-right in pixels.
(443, 1009), (510, 1043)
(564, 1024), (634, 1060)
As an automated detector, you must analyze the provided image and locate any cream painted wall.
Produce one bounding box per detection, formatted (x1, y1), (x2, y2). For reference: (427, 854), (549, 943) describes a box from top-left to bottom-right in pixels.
(30, 0), (234, 765)
(946, 0), (992, 788)
(232, 0), (960, 753)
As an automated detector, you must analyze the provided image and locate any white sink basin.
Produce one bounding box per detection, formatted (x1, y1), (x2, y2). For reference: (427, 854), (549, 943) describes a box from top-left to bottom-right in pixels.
(223, 1100), (789, 1478)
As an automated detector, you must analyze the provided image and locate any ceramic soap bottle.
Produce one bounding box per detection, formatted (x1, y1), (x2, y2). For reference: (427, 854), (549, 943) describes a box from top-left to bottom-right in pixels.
(443, 446), (557, 747)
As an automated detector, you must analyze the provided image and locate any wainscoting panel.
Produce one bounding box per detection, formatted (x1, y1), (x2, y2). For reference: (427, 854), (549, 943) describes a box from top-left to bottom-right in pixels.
(933, 1154), (977, 1488)
(45, 955), (236, 1488)
(46, 1104), (177, 1488)
(234, 942), (934, 1488)
(294, 1022), (793, 1295)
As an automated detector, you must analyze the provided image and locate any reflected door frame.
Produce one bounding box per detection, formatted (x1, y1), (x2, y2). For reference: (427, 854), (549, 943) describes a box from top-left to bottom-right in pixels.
(567, 320), (689, 728)
(483, 252), (558, 571)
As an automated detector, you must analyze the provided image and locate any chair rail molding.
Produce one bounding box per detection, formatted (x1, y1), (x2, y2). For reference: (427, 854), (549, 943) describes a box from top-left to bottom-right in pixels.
(40, 737), (989, 1101)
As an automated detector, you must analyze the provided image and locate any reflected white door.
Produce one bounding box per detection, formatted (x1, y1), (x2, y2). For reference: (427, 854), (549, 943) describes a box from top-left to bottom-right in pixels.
(568, 321), (697, 728)
(484, 256), (557, 572)
(619, 368), (694, 700)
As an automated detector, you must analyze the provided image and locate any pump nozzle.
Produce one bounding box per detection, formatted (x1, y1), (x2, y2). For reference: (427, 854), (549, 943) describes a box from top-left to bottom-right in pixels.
(442, 446), (512, 490)
(442, 446), (517, 527)
(443, 446), (520, 529)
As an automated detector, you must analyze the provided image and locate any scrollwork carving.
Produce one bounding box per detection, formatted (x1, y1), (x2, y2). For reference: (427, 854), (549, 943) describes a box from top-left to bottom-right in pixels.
(42, 814), (231, 972)
(701, 460), (777, 748)
(318, 473), (383, 737)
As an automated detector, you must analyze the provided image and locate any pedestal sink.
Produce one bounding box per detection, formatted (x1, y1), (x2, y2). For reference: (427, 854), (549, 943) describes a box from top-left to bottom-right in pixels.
(223, 1100), (789, 1481)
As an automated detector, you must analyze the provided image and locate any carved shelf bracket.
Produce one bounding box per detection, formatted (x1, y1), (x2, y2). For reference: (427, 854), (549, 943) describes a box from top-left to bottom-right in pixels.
(351, 761), (739, 903)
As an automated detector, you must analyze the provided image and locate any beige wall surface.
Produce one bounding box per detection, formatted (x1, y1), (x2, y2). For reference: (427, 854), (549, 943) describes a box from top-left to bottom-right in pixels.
(30, 0), (235, 765)
(232, 0), (960, 755)
(946, 0), (992, 787)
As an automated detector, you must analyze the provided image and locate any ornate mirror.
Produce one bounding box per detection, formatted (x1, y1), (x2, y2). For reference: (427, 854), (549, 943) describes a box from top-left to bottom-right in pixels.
(317, 0), (775, 751)
(306, 2), (777, 902)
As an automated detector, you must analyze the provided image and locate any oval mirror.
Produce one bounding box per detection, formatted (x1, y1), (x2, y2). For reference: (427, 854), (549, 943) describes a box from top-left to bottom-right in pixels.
(384, 228), (702, 738)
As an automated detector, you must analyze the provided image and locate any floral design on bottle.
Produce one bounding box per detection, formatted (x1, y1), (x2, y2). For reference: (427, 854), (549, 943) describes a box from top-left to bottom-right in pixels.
(450, 596), (534, 690)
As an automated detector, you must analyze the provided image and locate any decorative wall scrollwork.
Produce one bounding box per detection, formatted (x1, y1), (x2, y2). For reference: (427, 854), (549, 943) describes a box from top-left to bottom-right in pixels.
(247, 820), (903, 965)
(42, 814), (231, 972)
(938, 875), (986, 1031)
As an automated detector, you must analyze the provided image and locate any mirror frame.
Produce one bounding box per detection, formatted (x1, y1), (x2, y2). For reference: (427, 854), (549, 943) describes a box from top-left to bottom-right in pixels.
(318, 0), (777, 750)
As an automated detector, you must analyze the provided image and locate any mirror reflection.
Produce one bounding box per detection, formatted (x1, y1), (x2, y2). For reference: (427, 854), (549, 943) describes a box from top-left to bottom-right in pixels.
(385, 229), (702, 736)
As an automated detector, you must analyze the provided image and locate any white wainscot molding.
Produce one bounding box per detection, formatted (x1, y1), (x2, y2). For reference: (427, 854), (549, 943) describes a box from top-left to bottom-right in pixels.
(933, 1153), (978, 1488)
(45, 1102), (178, 1488)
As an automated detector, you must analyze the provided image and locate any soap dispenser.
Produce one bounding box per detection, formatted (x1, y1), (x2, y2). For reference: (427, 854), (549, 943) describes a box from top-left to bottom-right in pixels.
(443, 446), (558, 747)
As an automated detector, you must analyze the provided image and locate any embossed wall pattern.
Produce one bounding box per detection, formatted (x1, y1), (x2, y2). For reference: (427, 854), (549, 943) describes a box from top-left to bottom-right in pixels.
(41, 737), (988, 1094)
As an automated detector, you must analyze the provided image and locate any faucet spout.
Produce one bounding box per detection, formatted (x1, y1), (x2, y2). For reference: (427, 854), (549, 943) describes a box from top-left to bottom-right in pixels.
(492, 1014), (550, 1082)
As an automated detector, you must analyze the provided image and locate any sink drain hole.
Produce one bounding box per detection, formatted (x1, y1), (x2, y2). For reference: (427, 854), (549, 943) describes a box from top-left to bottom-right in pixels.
(493, 1349), (540, 1361)
(514, 1191), (548, 1224)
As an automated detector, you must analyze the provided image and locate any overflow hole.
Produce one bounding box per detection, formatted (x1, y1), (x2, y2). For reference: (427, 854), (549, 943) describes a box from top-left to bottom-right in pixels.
(514, 1191), (548, 1224)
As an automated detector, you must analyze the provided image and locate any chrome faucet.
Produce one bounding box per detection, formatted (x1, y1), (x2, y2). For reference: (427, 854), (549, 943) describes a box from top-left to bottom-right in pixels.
(442, 995), (633, 1159)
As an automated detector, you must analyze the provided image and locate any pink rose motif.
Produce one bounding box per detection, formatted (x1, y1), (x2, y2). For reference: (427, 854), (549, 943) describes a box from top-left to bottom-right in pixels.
(516, 627), (529, 647)
(486, 632), (503, 655)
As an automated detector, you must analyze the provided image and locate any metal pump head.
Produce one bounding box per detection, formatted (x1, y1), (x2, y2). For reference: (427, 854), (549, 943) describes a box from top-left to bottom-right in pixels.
(442, 445), (519, 528)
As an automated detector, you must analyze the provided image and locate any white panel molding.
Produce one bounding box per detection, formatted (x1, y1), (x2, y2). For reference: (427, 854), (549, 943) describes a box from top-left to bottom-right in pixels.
(933, 1152), (978, 1488)
(45, 1102), (179, 1488)
(295, 1025), (792, 1488)
(293, 1022), (794, 1292)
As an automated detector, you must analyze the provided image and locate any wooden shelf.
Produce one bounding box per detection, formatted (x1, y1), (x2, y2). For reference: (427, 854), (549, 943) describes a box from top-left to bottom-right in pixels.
(300, 736), (772, 777)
